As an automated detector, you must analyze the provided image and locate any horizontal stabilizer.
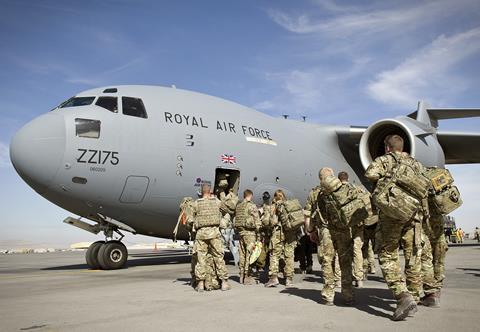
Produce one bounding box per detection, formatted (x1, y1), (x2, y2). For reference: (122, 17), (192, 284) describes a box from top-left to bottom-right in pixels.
(409, 101), (480, 127)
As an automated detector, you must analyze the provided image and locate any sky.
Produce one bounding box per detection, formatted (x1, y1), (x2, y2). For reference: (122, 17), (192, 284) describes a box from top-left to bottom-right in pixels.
(1, 0), (480, 248)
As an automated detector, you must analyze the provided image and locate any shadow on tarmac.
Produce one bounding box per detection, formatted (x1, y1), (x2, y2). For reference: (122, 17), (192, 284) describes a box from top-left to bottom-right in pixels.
(42, 253), (191, 271)
(457, 267), (480, 277)
(280, 287), (395, 319)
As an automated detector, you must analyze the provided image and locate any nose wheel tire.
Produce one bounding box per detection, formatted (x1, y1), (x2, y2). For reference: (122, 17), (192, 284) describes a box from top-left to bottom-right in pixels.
(97, 241), (128, 270)
(85, 241), (105, 269)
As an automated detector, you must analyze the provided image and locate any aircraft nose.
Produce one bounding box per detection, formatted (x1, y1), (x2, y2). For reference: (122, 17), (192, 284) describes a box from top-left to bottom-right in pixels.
(10, 113), (66, 194)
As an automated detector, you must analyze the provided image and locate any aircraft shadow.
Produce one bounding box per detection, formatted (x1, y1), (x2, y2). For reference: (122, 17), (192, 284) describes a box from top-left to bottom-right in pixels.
(280, 287), (395, 319)
(42, 253), (191, 271)
(457, 267), (480, 277)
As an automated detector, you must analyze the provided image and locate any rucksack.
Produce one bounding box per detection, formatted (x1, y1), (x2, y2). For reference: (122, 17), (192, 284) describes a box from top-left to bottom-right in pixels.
(373, 154), (430, 221)
(281, 199), (305, 231)
(322, 177), (368, 226)
(424, 167), (462, 215)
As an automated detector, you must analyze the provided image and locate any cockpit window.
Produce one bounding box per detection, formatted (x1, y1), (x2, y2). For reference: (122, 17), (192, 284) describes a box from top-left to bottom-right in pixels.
(122, 97), (147, 118)
(96, 97), (118, 113)
(60, 97), (95, 108)
(75, 118), (100, 139)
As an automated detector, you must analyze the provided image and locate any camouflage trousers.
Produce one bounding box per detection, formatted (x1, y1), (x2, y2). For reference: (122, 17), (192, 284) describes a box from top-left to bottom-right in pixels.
(269, 227), (296, 278)
(190, 244), (221, 290)
(362, 224), (377, 276)
(239, 231), (256, 277)
(321, 227), (354, 302)
(194, 236), (228, 282)
(422, 214), (448, 295)
(317, 227), (341, 282)
(351, 225), (364, 282)
(378, 215), (422, 299)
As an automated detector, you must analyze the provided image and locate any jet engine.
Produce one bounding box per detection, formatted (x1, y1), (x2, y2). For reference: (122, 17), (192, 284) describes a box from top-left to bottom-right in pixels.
(359, 117), (445, 169)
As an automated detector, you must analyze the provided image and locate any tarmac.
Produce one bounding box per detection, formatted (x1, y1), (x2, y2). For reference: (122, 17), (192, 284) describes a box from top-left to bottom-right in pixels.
(0, 242), (479, 332)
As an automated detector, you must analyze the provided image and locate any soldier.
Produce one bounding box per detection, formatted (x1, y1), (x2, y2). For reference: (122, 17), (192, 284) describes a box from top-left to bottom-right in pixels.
(313, 167), (357, 306)
(256, 192), (273, 273)
(265, 190), (298, 288)
(234, 189), (261, 285)
(475, 227), (480, 243)
(365, 134), (427, 321)
(338, 171), (365, 288)
(421, 205), (448, 306)
(192, 183), (231, 292)
(217, 178), (240, 267)
(304, 171), (340, 286)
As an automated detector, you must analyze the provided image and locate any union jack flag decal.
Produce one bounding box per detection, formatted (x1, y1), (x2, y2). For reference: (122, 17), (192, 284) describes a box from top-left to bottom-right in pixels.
(221, 154), (236, 165)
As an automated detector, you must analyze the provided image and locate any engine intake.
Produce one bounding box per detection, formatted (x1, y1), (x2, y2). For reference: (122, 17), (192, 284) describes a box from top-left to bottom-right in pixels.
(359, 117), (445, 170)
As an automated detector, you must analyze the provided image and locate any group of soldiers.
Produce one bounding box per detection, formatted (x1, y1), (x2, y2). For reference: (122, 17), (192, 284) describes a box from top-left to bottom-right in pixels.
(180, 134), (452, 322)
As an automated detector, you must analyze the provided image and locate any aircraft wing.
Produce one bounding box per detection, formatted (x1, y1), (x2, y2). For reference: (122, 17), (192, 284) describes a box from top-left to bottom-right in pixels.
(437, 131), (480, 164)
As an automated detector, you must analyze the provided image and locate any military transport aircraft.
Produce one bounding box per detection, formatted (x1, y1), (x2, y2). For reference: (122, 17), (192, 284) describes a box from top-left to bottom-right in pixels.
(9, 85), (480, 270)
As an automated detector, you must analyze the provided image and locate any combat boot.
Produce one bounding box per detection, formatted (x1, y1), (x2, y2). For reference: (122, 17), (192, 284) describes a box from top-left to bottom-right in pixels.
(221, 279), (231, 291)
(239, 273), (245, 284)
(285, 277), (294, 288)
(321, 298), (334, 306)
(265, 276), (280, 287)
(306, 265), (313, 274)
(195, 280), (205, 293)
(243, 276), (255, 285)
(421, 291), (441, 308)
(354, 280), (364, 288)
(392, 292), (417, 321)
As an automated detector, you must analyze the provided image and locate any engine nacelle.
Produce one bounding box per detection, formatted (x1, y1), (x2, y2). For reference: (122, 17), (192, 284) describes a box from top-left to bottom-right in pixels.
(359, 117), (445, 170)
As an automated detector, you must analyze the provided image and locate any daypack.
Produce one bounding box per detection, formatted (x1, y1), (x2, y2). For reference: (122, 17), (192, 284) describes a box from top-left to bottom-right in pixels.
(373, 154), (429, 221)
(424, 167), (462, 215)
(281, 199), (305, 231)
(179, 197), (195, 232)
(322, 177), (368, 226)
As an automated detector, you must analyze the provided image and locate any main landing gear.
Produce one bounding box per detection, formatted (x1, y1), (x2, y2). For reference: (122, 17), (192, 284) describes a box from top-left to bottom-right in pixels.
(63, 215), (135, 270)
(86, 240), (128, 270)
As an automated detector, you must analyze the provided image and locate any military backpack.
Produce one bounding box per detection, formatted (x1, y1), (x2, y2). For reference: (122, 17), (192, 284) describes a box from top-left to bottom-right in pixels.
(373, 153), (430, 221)
(321, 176), (368, 226)
(424, 167), (462, 215)
(281, 199), (305, 231)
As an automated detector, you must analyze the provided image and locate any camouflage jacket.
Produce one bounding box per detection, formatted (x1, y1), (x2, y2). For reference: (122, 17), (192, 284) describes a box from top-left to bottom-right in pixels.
(304, 185), (325, 226)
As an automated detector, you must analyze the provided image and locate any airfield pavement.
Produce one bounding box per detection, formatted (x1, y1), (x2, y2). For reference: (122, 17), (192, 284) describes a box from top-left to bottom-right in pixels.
(0, 242), (479, 332)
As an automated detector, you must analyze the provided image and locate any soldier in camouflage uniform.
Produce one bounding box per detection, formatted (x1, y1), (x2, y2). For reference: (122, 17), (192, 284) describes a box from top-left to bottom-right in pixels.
(265, 190), (297, 288)
(362, 220), (378, 279)
(180, 197), (221, 290)
(314, 167), (355, 306)
(256, 192), (273, 273)
(217, 179), (240, 267)
(192, 184), (231, 292)
(338, 171), (366, 288)
(421, 212), (447, 307)
(365, 134), (426, 321)
(234, 189), (261, 285)
(304, 172), (341, 290)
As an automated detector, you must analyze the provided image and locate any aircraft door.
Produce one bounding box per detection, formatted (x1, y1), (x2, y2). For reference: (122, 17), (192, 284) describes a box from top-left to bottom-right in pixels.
(214, 168), (240, 197)
(119, 175), (150, 203)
